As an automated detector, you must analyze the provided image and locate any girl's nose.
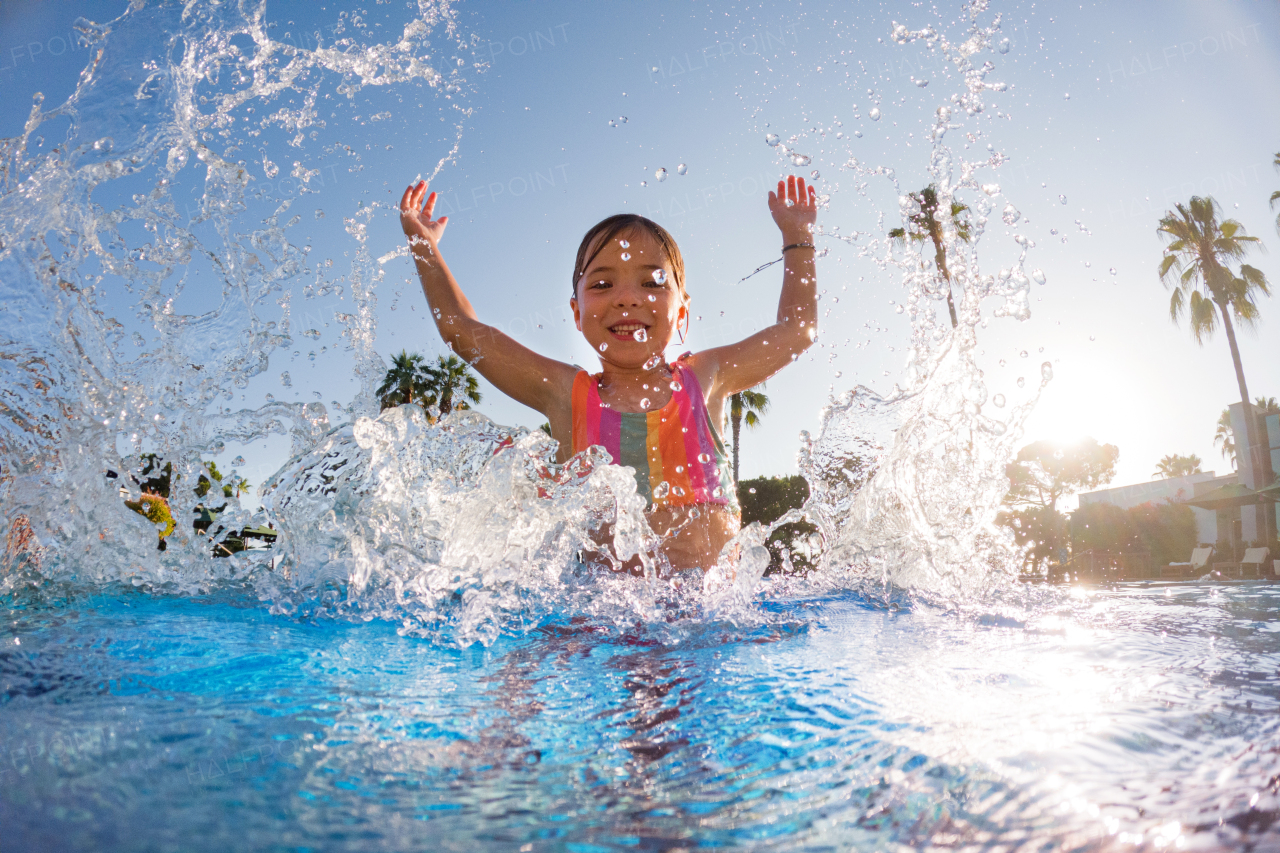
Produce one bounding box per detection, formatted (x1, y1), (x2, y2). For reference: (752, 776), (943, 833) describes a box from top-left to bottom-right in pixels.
(613, 285), (642, 306)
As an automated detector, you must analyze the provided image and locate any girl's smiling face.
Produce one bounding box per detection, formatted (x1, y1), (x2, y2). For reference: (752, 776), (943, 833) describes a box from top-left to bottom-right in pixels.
(572, 227), (686, 369)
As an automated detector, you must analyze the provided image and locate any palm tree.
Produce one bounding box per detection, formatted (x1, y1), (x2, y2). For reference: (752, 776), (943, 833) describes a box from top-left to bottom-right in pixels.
(728, 386), (769, 484)
(376, 350), (435, 411)
(1154, 453), (1202, 479)
(1270, 151), (1280, 235)
(423, 354), (481, 416)
(1216, 397), (1280, 470)
(1158, 196), (1271, 501)
(888, 184), (971, 328)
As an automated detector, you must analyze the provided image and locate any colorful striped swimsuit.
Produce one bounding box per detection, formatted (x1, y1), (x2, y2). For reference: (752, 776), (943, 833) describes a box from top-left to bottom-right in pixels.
(571, 360), (739, 511)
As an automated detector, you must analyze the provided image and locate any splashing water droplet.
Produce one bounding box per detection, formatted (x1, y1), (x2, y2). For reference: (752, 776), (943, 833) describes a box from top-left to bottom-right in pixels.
(619, 239), (629, 249)
(1063, 92), (1071, 100)
(131, 332), (145, 346)
(653, 481), (670, 499)
(868, 108), (882, 121)
(1017, 377), (1026, 388)
(854, 130), (863, 137)
(599, 343), (608, 352)
(639, 397), (651, 409)
(669, 381), (682, 392)
(655, 168), (667, 182)
(621, 252), (631, 261)
(1109, 267), (1117, 275)
(1001, 203), (1021, 226)
(232, 456), (245, 466)
(1020, 350), (1028, 358)
(791, 153), (811, 167)
(640, 180), (647, 187)
(1041, 362), (1053, 381)
(677, 163), (687, 175)
(1058, 194), (1067, 204)
(998, 38), (1011, 54)
(1031, 269), (1047, 285)
(652, 269), (667, 285)
(992, 394), (1006, 408)
(915, 78), (929, 87)
(647, 294), (656, 302)
(766, 133), (780, 146)
(675, 465), (684, 474)
(643, 355), (662, 370)
(632, 328), (648, 342)
(280, 371), (292, 387)
(697, 452), (711, 464)
(810, 169), (820, 180)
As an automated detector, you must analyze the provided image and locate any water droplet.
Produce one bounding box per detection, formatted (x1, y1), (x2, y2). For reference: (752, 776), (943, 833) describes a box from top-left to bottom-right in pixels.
(632, 328), (648, 342)
(748, 487), (757, 494)
(894, 305), (904, 314)
(998, 38), (1011, 54)
(675, 465), (684, 474)
(620, 116), (628, 123)
(1058, 194), (1067, 204)
(810, 169), (820, 180)
(1031, 269), (1047, 285)
(232, 456), (245, 466)
(647, 293), (656, 302)
(640, 180), (647, 187)
(314, 209), (325, 219)
(1017, 376), (1026, 388)
(992, 394), (1006, 408)
(1020, 350), (1028, 358)
(669, 381), (682, 392)
(644, 355), (662, 370)
(655, 168), (668, 182)
(608, 119), (616, 127)
(1001, 203), (1021, 226)
(652, 269), (667, 285)
(673, 486), (685, 497)
(697, 452), (711, 464)
(639, 397), (650, 410)
(712, 486), (723, 498)
(914, 78), (929, 87)
(1089, 335), (1096, 342)
(981, 183), (1001, 196)
(264, 393), (275, 403)
(791, 153), (811, 166)
(308, 351), (317, 361)
(131, 332), (145, 346)
(1109, 267), (1117, 276)
(621, 252), (631, 261)
(677, 163), (687, 175)
(653, 481), (670, 499)
(280, 371), (292, 387)
(868, 107), (881, 121)
(619, 239), (629, 249)
(1041, 362), (1053, 381)
(765, 133), (780, 146)
(854, 130), (863, 138)
(599, 343), (608, 352)
(303, 328), (321, 339)
(1063, 92), (1071, 100)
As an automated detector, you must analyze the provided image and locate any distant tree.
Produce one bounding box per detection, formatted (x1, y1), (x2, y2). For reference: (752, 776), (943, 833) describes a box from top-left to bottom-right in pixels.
(376, 350), (435, 411)
(1158, 196), (1271, 494)
(1071, 500), (1198, 568)
(1154, 453), (1202, 479)
(1213, 397), (1279, 470)
(728, 386), (769, 484)
(888, 184), (972, 328)
(424, 354), (481, 416)
(1270, 151), (1280, 235)
(738, 475), (816, 574)
(1005, 438), (1120, 513)
(538, 422), (552, 436)
(999, 437), (1120, 574)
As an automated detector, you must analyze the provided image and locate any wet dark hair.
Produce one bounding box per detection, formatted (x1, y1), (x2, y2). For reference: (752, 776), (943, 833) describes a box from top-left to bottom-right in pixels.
(571, 214), (687, 302)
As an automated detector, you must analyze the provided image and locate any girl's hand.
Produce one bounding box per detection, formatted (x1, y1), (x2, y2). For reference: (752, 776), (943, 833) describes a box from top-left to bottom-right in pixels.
(767, 175), (817, 243)
(399, 180), (448, 250)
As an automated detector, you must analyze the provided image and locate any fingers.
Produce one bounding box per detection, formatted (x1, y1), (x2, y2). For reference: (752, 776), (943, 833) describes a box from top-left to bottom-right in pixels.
(399, 184), (414, 212)
(422, 190), (436, 218)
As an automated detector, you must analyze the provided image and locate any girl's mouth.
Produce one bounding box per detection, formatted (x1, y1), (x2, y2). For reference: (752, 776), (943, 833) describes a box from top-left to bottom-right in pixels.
(608, 322), (650, 339)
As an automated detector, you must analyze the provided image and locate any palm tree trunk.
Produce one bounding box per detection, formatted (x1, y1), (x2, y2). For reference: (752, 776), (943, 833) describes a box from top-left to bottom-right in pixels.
(933, 242), (959, 328)
(731, 410), (741, 484)
(1218, 302), (1272, 540)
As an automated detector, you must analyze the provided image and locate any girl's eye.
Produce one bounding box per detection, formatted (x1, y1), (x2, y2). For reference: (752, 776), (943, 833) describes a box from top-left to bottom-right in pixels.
(590, 280), (610, 289)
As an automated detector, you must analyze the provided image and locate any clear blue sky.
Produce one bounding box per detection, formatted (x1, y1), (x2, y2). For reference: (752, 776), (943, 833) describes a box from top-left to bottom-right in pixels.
(2, 0), (1278, 509)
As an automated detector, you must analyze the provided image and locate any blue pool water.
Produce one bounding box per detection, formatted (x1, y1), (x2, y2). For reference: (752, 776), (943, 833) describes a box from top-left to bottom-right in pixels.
(5, 580), (1280, 851)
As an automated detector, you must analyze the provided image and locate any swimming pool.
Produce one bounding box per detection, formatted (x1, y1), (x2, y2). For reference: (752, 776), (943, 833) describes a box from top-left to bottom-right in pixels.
(5, 580), (1279, 850)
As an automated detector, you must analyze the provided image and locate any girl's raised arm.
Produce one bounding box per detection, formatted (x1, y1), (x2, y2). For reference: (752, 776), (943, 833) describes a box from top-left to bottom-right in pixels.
(692, 175), (818, 399)
(398, 180), (579, 418)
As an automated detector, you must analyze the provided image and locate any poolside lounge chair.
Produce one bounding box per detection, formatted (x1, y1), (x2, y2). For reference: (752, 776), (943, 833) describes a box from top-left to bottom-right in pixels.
(1241, 547), (1272, 579)
(1163, 547), (1212, 579)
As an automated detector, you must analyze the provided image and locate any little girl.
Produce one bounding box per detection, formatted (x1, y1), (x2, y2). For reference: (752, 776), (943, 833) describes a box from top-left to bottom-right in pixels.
(398, 175), (818, 572)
